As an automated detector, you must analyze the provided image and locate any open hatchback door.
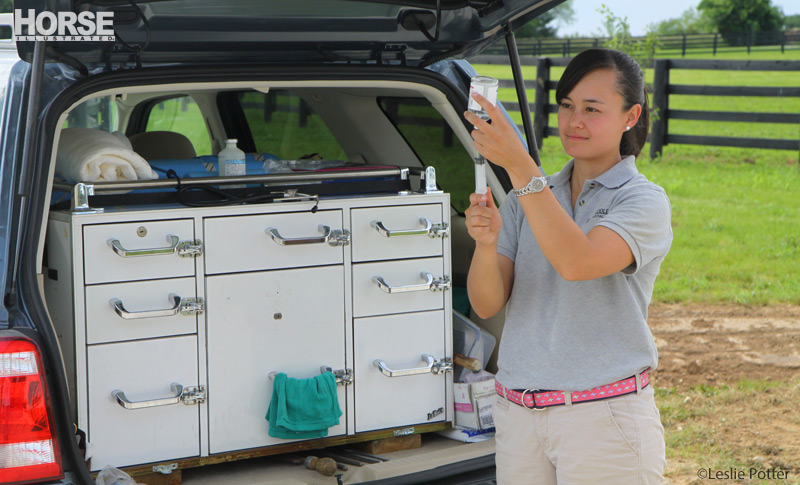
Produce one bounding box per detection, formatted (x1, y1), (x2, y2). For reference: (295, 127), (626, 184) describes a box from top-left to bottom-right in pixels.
(3, 1), (565, 484)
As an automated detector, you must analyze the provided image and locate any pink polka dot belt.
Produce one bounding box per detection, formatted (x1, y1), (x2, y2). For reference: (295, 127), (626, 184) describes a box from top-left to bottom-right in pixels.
(496, 370), (650, 410)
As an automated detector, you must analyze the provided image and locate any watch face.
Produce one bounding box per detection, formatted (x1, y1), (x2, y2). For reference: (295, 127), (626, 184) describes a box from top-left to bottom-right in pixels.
(532, 178), (546, 191)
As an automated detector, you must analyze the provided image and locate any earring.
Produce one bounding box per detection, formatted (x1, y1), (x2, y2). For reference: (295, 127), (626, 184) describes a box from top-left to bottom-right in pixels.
(625, 126), (631, 131)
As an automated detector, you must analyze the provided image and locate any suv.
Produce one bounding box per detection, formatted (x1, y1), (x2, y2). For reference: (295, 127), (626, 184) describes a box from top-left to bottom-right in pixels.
(0, 2), (557, 483)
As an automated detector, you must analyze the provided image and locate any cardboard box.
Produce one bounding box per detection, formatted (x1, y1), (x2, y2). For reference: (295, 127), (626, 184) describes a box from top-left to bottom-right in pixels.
(454, 378), (496, 430)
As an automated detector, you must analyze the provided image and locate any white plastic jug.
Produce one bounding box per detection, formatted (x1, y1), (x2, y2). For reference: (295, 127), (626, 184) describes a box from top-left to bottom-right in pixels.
(218, 139), (246, 178)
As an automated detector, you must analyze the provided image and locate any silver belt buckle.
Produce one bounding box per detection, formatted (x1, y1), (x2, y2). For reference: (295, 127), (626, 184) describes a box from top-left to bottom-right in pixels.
(519, 388), (546, 411)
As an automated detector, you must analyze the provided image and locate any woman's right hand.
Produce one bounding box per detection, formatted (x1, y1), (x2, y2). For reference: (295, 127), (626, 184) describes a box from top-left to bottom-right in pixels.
(465, 186), (503, 248)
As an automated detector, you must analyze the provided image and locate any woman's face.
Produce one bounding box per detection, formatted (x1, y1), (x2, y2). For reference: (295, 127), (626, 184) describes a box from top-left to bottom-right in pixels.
(557, 68), (639, 163)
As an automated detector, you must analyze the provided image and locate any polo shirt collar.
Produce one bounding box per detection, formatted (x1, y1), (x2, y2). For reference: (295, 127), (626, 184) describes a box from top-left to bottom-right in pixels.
(547, 156), (638, 190)
(593, 155), (638, 189)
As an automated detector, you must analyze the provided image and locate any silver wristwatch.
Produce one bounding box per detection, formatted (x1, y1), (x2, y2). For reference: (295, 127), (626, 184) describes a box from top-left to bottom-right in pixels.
(513, 176), (548, 197)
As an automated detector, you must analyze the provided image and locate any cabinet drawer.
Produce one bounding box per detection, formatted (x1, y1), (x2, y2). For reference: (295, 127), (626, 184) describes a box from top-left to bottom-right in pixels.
(352, 258), (447, 318)
(85, 278), (197, 344)
(206, 266), (347, 453)
(83, 219), (195, 285)
(87, 336), (200, 470)
(351, 204), (445, 262)
(354, 311), (447, 433)
(204, 210), (344, 274)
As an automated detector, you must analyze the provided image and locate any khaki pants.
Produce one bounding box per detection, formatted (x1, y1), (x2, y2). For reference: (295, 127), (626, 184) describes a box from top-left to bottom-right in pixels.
(493, 384), (665, 484)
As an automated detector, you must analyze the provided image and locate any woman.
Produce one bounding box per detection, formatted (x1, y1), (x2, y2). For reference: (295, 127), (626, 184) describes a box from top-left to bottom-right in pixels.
(464, 48), (672, 484)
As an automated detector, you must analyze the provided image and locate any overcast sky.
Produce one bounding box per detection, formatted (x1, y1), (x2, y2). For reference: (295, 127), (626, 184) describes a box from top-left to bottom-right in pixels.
(560, 0), (800, 37)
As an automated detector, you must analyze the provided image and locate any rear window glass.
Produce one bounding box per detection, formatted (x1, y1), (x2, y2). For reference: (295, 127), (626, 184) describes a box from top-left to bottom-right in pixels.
(239, 91), (346, 161)
(379, 97), (474, 213)
(145, 96), (212, 156)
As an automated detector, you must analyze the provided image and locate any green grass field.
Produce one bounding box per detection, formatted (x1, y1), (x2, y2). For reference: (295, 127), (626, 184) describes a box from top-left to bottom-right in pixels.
(472, 51), (800, 305)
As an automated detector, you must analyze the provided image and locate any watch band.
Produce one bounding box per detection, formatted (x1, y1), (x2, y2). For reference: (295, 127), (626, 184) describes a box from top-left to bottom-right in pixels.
(512, 176), (548, 197)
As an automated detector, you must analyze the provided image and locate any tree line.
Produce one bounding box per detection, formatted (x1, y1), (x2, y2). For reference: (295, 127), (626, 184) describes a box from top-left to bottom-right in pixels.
(518, 0), (800, 46)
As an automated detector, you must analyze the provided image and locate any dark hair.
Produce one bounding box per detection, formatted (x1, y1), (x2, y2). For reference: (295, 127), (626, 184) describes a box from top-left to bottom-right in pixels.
(555, 48), (650, 158)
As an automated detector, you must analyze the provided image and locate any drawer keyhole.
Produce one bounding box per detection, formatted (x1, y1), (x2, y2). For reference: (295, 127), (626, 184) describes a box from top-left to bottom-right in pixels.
(137, 226), (148, 237)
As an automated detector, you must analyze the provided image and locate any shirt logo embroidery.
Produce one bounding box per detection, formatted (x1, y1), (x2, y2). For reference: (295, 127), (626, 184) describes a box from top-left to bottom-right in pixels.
(593, 208), (610, 218)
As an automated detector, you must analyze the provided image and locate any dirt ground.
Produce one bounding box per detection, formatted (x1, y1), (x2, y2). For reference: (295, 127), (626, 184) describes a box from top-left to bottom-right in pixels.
(647, 303), (800, 484)
(648, 303), (800, 391)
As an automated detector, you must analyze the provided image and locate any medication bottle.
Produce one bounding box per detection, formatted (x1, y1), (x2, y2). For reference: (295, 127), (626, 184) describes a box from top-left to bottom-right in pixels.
(468, 76), (499, 121)
(218, 139), (246, 184)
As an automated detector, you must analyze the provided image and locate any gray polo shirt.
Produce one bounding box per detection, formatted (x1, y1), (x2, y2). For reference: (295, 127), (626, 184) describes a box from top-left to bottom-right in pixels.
(495, 156), (672, 391)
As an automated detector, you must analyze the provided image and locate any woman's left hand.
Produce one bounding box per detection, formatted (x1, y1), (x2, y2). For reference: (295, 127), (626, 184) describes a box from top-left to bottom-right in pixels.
(464, 93), (537, 180)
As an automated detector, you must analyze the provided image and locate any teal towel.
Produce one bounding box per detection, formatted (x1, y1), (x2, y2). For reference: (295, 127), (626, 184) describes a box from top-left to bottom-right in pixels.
(266, 371), (342, 439)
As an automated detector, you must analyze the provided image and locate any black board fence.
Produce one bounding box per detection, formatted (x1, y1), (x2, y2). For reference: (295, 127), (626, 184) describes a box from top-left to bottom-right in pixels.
(649, 58), (800, 159)
(469, 55), (800, 161)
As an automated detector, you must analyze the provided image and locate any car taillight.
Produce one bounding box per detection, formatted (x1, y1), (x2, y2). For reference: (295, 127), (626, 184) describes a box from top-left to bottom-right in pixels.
(0, 337), (64, 484)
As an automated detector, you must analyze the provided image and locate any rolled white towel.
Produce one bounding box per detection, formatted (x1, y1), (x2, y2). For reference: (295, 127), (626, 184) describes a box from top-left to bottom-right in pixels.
(56, 127), (158, 183)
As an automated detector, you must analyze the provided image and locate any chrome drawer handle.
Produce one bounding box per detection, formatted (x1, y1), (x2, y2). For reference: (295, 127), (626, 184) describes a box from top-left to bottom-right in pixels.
(266, 225), (331, 246)
(371, 218), (432, 237)
(372, 272), (451, 294)
(371, 218), (449, 238)
(110, 294), (181, 319)
(268, 366), (353, 386)
(373, 354), (453, 377)
(108, 235), (180, 257)
(113, 383), (183, 410)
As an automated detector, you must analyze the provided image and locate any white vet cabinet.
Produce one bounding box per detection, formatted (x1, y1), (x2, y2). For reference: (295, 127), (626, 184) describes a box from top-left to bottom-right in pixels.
(44, 193), (453, 471)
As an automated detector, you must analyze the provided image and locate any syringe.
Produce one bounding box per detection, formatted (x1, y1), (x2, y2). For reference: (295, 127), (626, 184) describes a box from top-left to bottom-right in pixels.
(468, 76), (498, 206)
(474, 156), (487, 206)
